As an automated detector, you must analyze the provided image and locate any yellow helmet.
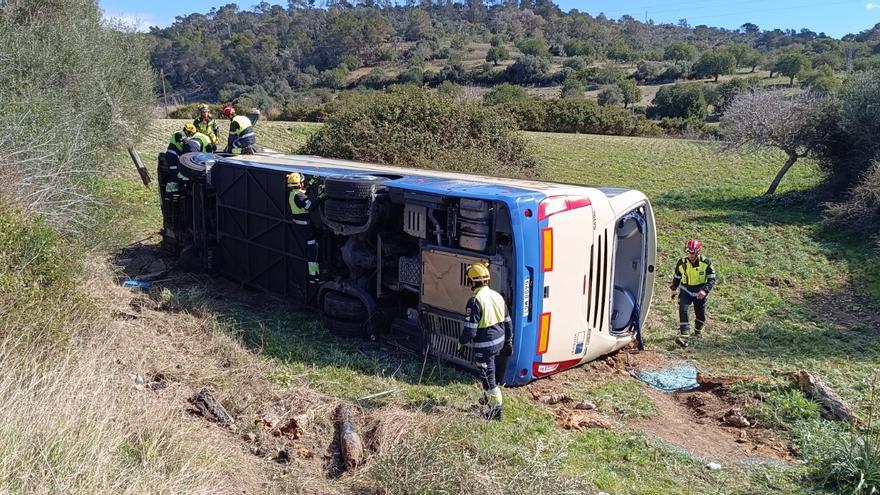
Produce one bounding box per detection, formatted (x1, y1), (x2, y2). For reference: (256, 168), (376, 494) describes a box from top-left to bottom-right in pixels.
(183, 122), (197, 136)
(466, 263), (490, 283)
(287, 172), (303, 185)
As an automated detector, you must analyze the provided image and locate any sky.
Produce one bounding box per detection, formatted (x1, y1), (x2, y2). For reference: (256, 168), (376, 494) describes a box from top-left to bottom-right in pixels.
(100, 0), (880, 38)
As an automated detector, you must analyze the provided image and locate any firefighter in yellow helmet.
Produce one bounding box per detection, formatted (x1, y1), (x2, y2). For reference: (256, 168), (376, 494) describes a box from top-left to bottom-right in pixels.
(287, 172), (319, 282)
(460, 263), (513, 421)
(193, 104), (220, 151)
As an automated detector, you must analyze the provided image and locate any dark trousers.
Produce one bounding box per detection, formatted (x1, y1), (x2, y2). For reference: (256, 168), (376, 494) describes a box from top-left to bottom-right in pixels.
(474, 349), (498, 391)
(678, 291), (707, 333)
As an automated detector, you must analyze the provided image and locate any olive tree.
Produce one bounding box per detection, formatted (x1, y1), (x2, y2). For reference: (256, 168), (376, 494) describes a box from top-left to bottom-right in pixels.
(721, 90), (838, 195)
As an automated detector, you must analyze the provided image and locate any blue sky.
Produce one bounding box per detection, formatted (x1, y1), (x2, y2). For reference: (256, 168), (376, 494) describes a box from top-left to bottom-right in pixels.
(100, 0), (880, 38)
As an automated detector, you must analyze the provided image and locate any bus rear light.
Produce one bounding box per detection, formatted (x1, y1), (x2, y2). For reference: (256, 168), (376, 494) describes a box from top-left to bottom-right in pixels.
(537, 312), (551, 354)
(538, 195), (592, 221)
(532, 359), (581, 378)
(541, 228), (553, 272)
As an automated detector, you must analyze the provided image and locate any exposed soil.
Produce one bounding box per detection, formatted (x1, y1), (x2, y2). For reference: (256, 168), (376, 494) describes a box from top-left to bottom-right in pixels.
(517, 346), (793, 465)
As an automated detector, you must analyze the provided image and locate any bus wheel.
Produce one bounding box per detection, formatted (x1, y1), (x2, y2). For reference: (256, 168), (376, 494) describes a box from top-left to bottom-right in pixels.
(324, 198), (369, 224)
(323, 291), (368, 321)
(324, 175), (388, 200)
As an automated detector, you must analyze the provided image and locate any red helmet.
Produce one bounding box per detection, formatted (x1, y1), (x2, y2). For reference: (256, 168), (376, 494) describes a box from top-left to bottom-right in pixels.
(222, 105), (235, 118)
(685, 239), (702, 254)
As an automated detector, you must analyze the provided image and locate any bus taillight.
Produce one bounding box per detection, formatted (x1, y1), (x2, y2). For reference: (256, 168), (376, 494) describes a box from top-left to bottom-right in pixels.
(538, 195), (591, 221)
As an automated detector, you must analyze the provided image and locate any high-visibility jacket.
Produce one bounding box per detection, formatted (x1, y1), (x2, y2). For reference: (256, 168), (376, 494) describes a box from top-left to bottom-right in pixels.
(226, 115), (255, 153)
(166, 131), (187, 155)
(193, 116), (221, 146)
(288, 187), (312, 225)
(671, 255), (716, 296)
(460, 285), (512, 353)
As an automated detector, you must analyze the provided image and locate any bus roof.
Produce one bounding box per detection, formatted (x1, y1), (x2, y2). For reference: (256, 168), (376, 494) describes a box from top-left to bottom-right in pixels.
(229, 153), (616, 201)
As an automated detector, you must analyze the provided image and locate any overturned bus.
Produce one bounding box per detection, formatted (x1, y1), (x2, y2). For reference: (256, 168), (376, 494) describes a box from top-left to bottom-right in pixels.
(157, 151), (657, 386)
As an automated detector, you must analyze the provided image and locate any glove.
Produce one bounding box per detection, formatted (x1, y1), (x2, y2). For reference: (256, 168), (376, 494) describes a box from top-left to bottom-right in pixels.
(670, 288), (677, 301)
(696, 290), (707, 300)
(501, 341), (513, 357)
(456, 341), (464, 352)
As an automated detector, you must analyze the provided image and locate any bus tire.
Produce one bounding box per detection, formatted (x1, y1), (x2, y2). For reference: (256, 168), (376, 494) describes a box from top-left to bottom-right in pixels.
(324, 175), (387, 200)
(324, 198), (369, 224)
(323, 291), (368, 321)
(323, 316), (366, 338)
(178, 152), (207, 180)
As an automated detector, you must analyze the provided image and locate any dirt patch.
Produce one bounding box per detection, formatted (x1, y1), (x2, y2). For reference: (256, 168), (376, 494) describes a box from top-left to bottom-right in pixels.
(630, 387), (792, 464)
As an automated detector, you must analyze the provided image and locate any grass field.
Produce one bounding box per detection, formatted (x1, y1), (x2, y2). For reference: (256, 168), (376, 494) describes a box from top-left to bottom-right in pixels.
(105, 120), (880, 494)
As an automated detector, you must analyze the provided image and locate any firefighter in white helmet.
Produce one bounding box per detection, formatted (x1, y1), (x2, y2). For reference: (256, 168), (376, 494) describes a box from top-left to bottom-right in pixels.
(459, 263), (513, 421)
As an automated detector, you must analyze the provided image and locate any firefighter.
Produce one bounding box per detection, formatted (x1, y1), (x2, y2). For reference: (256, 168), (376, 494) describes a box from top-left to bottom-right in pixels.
(222, 105), (256, 154)
(459, 263), (513, 421)
(287, 172), (319, 281)
(182, 123), (212, 154)
(670, 239), (716, 344)
(193, 104), (220, 151)
(163, 124), (194, 193)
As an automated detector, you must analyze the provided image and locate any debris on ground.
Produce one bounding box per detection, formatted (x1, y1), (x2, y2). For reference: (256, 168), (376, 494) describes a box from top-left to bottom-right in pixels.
(555, 409), (612, 431)
(273, 418), (303, 440)
(788, 370), (861, 424)
(538, 393), (569, 404)
(189, 388), (235, 426)
(574, 400), (597, 410)
(706, 462), (722, 470)
(634, 365), (699, 392)
(697, 372), (773, 388)
(722, 408), (751, 428)
(335, 404), (365, 471)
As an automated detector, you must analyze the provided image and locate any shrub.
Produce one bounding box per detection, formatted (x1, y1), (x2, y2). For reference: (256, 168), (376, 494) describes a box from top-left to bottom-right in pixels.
(499, 99), (661, 137)
(504, 55), (550, 84)
(560, 77), (585, 99)
(813, 429), (880, 494)
(801, 66), (841, 94)
(583, 65), (626, 85)
(648, 83), (708, 120)
(339, 54), (362, 71)
(822, 71), (880, 193)
(597, 85), (623, 106)
(483, 83), (530, 105)
(377, 46), (396, 62)
(563, 39), (596, 58)
(516, 38), (550, 58)
(319, 67), (350, 89)
(398, 66), (425, 86)
(563, 56), (589, 72)
(301, 87), (538, 177)
(663, 41), (696, 62)
(0, 0), (153, 233)
(617, 79), (641, 108)
(486, 45), (509, 65)
(825, 162), (880, 239)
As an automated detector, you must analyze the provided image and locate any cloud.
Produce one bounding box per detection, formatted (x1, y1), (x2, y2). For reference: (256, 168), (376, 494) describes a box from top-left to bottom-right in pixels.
(867, 2), (880, 8)
(101, 10), (168, 32)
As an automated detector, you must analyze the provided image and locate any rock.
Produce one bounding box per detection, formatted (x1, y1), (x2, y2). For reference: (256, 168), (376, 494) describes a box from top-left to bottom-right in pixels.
(706, 462), (722, 470)
(243, 432), (257, 443)
(130, 373), (145, 385)
(538, 393), (569, 404)
(188, 389), (235, 425)
(250, 445), (267, 456)
(735, 431), (749, 443)
(574, 400), (597, 410)
(722, 409), (751, 428)
(274, 449), (291, 464)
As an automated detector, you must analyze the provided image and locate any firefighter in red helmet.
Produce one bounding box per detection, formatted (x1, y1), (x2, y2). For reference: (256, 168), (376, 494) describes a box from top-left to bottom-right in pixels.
(222, 105), (256, 154)
(670, 239), (716, 344)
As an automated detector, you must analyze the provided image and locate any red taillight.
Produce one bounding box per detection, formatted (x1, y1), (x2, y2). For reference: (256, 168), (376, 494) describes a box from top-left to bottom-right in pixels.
(538, 195), (591, 221)
(541, 228), (553, 272)
(532, 359), (582, 378)
(537, 312), (551, 354)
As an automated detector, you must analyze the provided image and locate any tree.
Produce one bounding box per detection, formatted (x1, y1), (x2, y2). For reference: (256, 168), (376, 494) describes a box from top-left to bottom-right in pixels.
(693, 50), (736, 82)
(741, 22), (760, 34)
(774, 52), (811, 86)
(597, 85), (623, 106)
(504, 55), (549, 84)
(563, 39), (595, 58)
(616, 79), (641, 108)
(486, 45), (509, 65)
(663, 42), (696, 62)
(721, 90), (838, 195)
(649, 83), (707, 119)
(404, 9), (432, 41)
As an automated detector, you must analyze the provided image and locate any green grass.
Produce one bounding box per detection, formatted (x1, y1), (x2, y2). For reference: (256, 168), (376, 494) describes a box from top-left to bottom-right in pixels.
(110, 119), (880, 494)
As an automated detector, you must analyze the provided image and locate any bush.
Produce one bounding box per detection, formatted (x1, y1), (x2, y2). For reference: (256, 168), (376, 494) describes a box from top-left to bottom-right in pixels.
(583, 65), (626, 85)
(692, 50), (736, 82)
(483, 83), (530, 105)
(813, 429), (880, 494)
(398, 66), (425, 86)
(822, 71), (880, 193)
(562, 56), (589, 72)
(498, 99), (661, 137)
(648, 83), (708, 120)
(560, 77), (584, 99)
(597, 85), (623, 106)
(515, 38), (550, 58)
(319, 67), (349, 89)
(825, 162), (880, 240)
(504, 55), (550, 84)
(301, 87), (538, 177)
(563, 39), (595, 58)
(0, 0), (153, 233)
(802, 67), (842, 94)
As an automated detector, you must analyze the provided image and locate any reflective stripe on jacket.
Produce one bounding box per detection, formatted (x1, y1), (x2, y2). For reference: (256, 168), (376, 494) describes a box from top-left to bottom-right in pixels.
(671, 255), (716, 293)
(460, 286), (511, 351)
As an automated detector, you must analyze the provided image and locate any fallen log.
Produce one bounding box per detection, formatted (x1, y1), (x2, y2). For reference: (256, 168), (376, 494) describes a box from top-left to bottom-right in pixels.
(791, 371), (861, 424)
(189, 388), (234, 425)
(335, 404), (365, 471)
(696, 372), (773, 388)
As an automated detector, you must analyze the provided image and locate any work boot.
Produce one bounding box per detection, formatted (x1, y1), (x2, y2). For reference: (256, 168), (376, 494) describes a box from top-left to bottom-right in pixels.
(674, 336), (689, 348)
(693, 329), (703, 338)
(483, 406), (503, 421)
(679, 328), (690, 336)
(478, 395), (489, 406)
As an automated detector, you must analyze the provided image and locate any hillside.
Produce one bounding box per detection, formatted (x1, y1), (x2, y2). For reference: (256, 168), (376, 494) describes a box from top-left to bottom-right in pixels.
(51, 119), (875, 493)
